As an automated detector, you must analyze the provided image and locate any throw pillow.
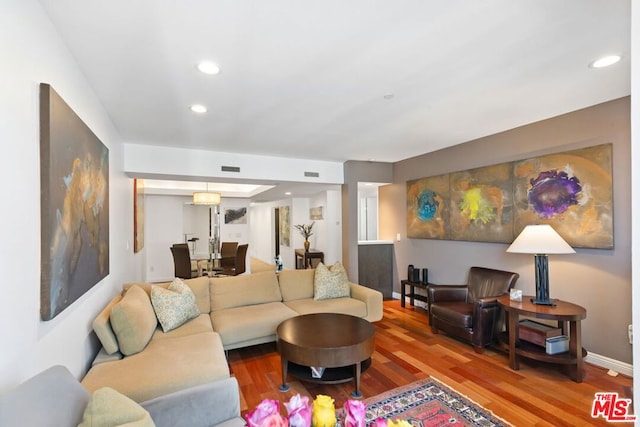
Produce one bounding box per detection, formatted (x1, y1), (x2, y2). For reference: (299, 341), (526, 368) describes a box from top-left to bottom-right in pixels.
(79, 387), (155, 427)
(151, 278), (201, 332)
(314, 262), (350, 300)
(109, 285), (158, 356)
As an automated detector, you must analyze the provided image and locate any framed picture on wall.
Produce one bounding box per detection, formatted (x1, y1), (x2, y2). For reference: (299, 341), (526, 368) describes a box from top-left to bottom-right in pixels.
(224, 207), (247, 224)
(310, 206), (323, 220)
(40, 83), (110, 320)
(134, 179), (144, 252)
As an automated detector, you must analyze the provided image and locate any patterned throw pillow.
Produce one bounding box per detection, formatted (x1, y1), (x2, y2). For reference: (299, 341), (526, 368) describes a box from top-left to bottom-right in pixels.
(314, 262), (350, 300)
(151, 278), (200, 332)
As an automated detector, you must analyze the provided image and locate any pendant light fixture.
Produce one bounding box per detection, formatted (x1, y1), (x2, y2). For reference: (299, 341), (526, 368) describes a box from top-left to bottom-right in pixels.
(193, 183), (221, 205)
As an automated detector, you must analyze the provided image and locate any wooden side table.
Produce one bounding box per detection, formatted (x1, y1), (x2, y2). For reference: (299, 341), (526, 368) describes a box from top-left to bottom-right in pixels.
(497, 294), (587, 382)
(294, 248), (324, 269)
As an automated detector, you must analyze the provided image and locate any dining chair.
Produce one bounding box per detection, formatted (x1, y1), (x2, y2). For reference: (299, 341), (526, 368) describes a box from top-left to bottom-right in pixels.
(219, 241), (239, 270)
(220, 243), (248, 276)
(170, 243), (200, 279)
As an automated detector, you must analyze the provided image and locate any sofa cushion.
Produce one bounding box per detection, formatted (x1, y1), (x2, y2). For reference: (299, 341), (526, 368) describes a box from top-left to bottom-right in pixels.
(124, 276), (210, 314)
(151, 278), (200, 332)
(210, 270), (282, 311)
(151, 313), (213, 341)
(82, 332), (230, 402)
(284, 297), (367, 318)
(79, 387), (155, 427)
(93, 294), (123, 355)
(314, 262), (350, 300)
(278, 268), (315, 301)
(210, 302), (297, 348)
(109, 285), (158, 356)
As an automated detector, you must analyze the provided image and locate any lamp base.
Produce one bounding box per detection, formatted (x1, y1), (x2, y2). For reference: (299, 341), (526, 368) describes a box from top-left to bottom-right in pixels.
(531, 298), (557, 306)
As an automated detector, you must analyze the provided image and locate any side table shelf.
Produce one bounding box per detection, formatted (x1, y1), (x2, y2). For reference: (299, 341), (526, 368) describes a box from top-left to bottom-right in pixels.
(496, 294), (587, 382)
(496, 332), (588, 365)
(400, 280), (431, 308)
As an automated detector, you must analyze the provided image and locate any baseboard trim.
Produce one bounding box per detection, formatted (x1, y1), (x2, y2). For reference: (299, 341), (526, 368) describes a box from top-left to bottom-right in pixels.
(585, 352), (633, 377)
(392, 291), (428, 309)
(391, 293), (633, 377)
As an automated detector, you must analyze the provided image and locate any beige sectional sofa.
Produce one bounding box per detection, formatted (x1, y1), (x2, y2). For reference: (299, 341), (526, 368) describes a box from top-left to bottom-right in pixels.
(81, 268), (383, 405)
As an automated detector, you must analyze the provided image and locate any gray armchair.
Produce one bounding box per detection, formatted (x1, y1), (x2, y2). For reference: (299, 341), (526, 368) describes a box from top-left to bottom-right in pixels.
(427, 266), (519, 353)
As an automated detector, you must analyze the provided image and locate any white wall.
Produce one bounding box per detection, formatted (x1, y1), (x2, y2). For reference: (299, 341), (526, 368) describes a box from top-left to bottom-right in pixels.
(0, 0), (139, 391)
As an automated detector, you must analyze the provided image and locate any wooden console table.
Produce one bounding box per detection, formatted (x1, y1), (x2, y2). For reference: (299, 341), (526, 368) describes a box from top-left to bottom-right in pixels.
(400, 280), (431, 308)
(497, 294), (587, 382)
(295, 248), (324, 269)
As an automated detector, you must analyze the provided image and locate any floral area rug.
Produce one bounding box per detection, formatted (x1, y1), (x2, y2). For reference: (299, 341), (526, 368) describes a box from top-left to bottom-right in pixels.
(336, 377), (511, 427)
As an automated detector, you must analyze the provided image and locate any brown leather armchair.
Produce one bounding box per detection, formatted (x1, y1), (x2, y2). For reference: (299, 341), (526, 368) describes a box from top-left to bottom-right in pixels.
(427, 266), (519, 353)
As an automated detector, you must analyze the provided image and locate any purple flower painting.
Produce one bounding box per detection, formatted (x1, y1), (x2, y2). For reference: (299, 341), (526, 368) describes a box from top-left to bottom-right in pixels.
(528, 170), (582, 219)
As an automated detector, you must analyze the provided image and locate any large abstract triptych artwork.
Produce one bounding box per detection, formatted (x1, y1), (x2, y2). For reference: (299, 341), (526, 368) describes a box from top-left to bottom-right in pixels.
(407, 143), (612, 249)
(40, 84), (110, 320)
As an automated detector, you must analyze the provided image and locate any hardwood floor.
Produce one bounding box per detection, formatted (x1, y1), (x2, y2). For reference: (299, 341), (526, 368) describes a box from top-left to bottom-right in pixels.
(227, 300), (632, 426)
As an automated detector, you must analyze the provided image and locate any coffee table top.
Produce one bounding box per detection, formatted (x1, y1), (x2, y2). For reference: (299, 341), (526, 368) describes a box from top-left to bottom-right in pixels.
(276, 313), (375, 368)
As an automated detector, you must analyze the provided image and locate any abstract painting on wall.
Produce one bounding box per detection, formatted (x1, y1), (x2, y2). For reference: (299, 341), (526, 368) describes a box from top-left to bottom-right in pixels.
(134, 179), (144, 253)
(309, 206), (323, 220)
(40, 84), (110, 320)
(407, 173), (450, 239)
(450, 163), (514, 243)
(513, 143), (613, 249)
(224, 207), (247, 224)
(279, 205), (290, 247)
(407, 143), (613, 249)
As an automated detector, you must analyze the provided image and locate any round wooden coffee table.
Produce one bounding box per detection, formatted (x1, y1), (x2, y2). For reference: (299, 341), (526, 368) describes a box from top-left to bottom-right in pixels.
(276, 313), (375, 398)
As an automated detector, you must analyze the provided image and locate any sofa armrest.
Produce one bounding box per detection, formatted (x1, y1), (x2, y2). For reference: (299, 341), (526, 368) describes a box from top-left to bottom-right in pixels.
(141, 377), (242, 427)
(349, 283), (383, 322)
(0, 365), (90, 427)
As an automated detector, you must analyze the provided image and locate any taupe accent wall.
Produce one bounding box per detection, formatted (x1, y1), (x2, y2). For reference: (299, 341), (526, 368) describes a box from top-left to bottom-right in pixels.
(380, 97), (631, 364)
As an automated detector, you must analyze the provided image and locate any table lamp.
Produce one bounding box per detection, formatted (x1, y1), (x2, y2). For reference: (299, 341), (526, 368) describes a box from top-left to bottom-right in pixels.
(506, 224), (575, 306)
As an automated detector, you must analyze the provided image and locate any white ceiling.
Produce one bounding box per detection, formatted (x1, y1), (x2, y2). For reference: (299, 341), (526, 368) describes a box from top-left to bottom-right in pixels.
(38, 0), (630, 196)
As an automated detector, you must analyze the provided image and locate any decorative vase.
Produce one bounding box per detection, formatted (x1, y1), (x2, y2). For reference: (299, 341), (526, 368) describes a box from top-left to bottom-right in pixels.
(304, 240), (310, 251)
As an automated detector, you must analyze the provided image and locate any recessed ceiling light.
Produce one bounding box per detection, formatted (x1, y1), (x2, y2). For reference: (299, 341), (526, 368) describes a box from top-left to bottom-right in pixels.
(190, 104), (207, 113)
(197, 61), (221, 75)
(589, 55), (622, 69)
(285, 192), (292, 196)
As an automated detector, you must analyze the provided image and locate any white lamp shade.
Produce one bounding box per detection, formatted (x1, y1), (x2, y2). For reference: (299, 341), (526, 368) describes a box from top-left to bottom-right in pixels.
(193, 191), (221, 205)
(506, 224), (575, 255)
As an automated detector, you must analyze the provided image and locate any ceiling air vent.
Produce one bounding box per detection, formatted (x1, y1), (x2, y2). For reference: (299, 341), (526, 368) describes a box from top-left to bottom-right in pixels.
(304, 171), (320, 178)
(221, 166), (240, 173)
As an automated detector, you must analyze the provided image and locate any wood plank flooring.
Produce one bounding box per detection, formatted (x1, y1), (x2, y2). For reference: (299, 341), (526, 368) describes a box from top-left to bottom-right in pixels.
(227, 300), (632, 426)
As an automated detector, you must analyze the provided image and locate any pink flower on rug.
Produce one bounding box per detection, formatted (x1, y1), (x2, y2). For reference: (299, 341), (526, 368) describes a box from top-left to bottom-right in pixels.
(344, 400), (366, 427)
(284, 394), (311, 427)
(246, 399), (283, 427)
(312, 395), (336, 427)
